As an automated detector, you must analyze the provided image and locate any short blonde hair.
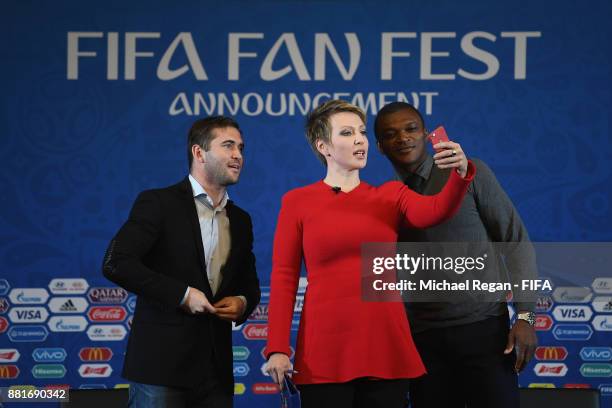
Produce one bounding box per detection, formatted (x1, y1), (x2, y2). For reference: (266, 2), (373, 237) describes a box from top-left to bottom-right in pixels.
(305, 99), (366, 166)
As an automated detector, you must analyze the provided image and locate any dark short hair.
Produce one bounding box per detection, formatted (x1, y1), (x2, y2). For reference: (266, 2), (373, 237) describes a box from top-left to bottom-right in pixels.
(305, 99), (366, 166)
(187, 116), (242, 169)
(374, 102), (426, 143)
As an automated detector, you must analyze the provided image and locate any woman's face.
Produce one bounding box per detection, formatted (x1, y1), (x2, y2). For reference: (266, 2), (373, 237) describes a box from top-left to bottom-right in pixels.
(319, 112), (368, 170)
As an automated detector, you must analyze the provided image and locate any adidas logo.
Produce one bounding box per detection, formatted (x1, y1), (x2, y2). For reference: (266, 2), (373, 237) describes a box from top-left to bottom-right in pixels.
(60, 299), (77, 312)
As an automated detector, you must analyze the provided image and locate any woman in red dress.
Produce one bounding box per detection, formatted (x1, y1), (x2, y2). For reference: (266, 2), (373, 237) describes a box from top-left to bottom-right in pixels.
(265, 100), (475, 407)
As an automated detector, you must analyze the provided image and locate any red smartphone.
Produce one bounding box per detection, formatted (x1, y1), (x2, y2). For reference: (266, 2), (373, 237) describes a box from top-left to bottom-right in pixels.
(428, 126), (450, 152)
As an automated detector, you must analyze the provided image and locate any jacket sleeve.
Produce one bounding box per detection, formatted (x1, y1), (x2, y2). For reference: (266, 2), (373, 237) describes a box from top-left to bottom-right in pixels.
(233, 212), (261, 326)
(265, 192), (302, 359)
(472, 159), (536, 312)
(102, 190), (187, 307)
(397, 161), (476, 228)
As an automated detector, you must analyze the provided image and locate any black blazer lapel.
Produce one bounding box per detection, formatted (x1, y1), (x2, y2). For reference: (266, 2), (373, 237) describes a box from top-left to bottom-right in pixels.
(178, 177), (214, 299)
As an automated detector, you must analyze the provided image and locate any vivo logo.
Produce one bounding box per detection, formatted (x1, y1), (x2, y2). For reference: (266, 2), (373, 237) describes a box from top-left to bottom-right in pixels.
(32, 348), (67, 363)
(580, 347), (612, 362)
(233, 362), (250, 377)
(552, 305), (592, 322)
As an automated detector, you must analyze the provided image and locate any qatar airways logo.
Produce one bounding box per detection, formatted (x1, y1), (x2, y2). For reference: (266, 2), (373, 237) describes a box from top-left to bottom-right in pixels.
(67, 31), (540, 82)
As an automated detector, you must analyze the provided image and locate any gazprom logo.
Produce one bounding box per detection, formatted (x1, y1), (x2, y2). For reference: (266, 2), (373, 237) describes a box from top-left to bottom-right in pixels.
(580, 347), (612, 362)
(32, 348), (67, 363)
(592, 316), (612, 331)
(9, 288), (49, 305)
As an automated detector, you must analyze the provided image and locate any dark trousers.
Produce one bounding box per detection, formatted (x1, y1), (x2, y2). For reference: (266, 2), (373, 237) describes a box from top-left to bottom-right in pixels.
(127, 356), (232, 408)
(409, 314), (518, 408)
(298, 378), (409, 408)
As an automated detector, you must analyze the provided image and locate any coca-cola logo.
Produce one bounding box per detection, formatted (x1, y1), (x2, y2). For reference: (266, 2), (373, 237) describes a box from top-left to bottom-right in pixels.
(87, 306), (127, 322)
(242, 323), (268, 340)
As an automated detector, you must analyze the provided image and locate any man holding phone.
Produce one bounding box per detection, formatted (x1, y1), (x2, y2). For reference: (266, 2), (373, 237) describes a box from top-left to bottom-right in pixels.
(374, 102), (537, 408)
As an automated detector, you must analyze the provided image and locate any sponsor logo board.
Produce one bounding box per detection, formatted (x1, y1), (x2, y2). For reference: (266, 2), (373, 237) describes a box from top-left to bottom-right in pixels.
(79, 364), (113, 378)
(79, 347), (113, 362)
(552, 305), (592, 322)
(87, 287), (128, 304)
(580, 363), (612, 377)
(32, 364), (66, 379)
(592, 278), (612, 294)
(534, 363), (568, 377)
(87, 306), (127, 322)
(49, 278), (89, 295)
(0, 364), (20, 378)
(48, 297), (88, 313)
(592, 315), (612, 331)
(535, 315), (553, 331)
(233, 362), (249, 377)
(242, 323), (267, 340)
(233, 346), (250, 361)
(0, 297), (9, 314)
(552, 324), (593, 341)
(48, 316), (88, 332)
(252, 383), (279, 394)
(9, 288), (49, 304)
(535, 347), (567, 361)
(0, 279), (10, 296)
(535, 296), (553, 312)
(87, 324), (127, 341)
(592, 296), (612, 313)
(0, 349), (20, 363)
(8, 307), (49, 323)
(234, 383), (246, 395)
(7, 325), (49, 342)
(552, 286), (592, 303)
(32, 348), (67, 363)
(580, 347), (612, 362)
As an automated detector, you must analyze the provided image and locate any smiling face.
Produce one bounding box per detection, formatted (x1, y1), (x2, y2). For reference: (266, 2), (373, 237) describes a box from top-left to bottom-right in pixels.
(376, 108), (428, 171)
(200, 126), (244, 186)
(317, 111), (368, 171)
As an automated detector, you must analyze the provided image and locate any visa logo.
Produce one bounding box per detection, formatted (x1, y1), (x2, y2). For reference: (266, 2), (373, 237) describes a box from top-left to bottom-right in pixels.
(32, 348), (67, 362)
(17, 310), (42, 319)
(581, 347), (612, 362)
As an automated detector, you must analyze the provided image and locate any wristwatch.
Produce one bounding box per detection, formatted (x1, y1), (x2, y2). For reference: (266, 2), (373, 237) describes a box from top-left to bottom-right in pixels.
(517, 311), (536, 326)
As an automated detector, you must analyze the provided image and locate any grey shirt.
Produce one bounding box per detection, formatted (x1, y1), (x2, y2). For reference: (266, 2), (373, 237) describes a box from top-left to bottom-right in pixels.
(397, 156), (536, 333)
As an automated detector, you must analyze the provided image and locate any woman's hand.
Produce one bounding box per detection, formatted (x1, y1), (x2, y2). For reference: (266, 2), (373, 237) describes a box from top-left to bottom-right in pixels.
(433, 141), (468, 178)
(265, 352), (293, 386)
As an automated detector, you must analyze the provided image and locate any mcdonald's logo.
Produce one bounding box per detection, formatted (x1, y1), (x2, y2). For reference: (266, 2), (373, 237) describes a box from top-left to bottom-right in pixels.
(0, 364), (20, 378)
(535, 346), (568, 361)
(79, 347), (113, 362)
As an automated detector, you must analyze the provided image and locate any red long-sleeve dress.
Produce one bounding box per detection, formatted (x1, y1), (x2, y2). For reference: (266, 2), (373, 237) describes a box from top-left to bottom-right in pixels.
(266, 164), (475, 384)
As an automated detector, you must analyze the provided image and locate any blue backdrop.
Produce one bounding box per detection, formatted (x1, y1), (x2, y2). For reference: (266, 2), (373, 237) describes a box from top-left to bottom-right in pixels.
(1, 0), (611, 406)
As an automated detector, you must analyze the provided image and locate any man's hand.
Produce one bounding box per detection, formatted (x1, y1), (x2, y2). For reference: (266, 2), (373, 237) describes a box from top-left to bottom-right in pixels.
(181, 287), (217, 314)
(433, 141), (468, 178)
(213, 296), (246, 322)
(504, 319), (538, 373)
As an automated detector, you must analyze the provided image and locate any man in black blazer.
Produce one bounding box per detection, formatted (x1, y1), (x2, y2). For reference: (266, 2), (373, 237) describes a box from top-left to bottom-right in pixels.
(103, 116), (260, 407)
